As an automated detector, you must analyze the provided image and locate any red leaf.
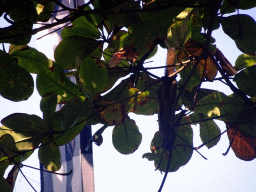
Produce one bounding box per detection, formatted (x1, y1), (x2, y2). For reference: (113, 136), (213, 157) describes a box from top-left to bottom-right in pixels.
(109, 45), (138, 68)
(227, 123), (256, 161)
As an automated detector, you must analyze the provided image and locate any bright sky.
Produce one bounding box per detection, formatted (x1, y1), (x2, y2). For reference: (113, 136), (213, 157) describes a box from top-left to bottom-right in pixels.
(1, 7), (256, 192)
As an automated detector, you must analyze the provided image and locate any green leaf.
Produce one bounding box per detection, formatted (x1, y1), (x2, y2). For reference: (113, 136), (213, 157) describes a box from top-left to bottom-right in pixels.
(1, 113), (50, 145)
(220, 0), (256, 14)
(39, 140), (61, 172)
(0, 0), (37, 45)
(54, 36), (102, 69)
(202, 10), (220, 30)
(62, 8), (101, 40)
(0, 161), (9, 176)
(220, 14), (256, 55)
(112, 118), (142, 154)
(36, 63), (82, 103)
(128, 88), (158, 115)
(234, 65), (256, 97)
(235, 53), (256, 71)
(99, 102), (124, 125)
(199, 114), (221, 149)
(0, 50), (34, 101)
(142, 153), (159, 161)
(0, 134), (18, 161)
(150, 119), (193, 172)
(181, 88), (216, 108)
(105, 1), (141, 29)
(194, 91), (247, 123)
(9, 45), (51, 74)
(167, 8), (201, 49)
(104, 77), (133, 107)
(194, 91), (227, 118)
(37, 1), (55, 22)
(51, 111), (86, 146)
(80, 58), (108, 98)
(140, 6), (183, 40)
(8, 0), (37, 23)
(40, 92), (57, 128)
(0, 176), (12, 192)
(179, 62), (202, 92)
(60, 96), (83, 130)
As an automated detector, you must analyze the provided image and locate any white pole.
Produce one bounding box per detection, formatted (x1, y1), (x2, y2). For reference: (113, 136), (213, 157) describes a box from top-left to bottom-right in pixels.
(36, 1), (95, 191)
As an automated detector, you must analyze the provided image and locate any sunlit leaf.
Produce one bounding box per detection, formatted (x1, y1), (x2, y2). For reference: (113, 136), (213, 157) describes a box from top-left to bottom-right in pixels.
(36, 63), (82, 103)
(39, 140), (61, 172)
(80, 58), (108, 98)
(128, 88), (158, 115)
(194, 91), (227, 118)
(199, 114), (221, 149)
(167, 8), (202, 49)
(0, 50), (34, 101)
(235, 54), (256, 71)
(1, 113), (50, 145)
(9, 45), (51, 74)
(37, 1), (55, 22)
(112, 117), (142, 154)
(99, 101), (124, 125)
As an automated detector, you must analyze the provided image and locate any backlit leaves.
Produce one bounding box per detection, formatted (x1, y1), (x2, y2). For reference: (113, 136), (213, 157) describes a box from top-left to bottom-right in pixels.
(54, 36), (102, 69)
(80, 58), (108, 99)
(39, 140), (61, 172)
(2, 1), (256, 187)
(234, 65), (256, 97)
(220, 14), (256, 55)
(112, 117), (142, 154)
(199, 114), (221, 149)
(128, 88), (159, 115)
(99, 101), (124, 125)
(227, 123), (256, 161)
(235, 54), (256, 71)
(145, 119), (193, 173)
(9, 45), (50, 74)
(1, 113), (50, 143)
(36, 63), (82, 103)
(0, 50), (34, 101)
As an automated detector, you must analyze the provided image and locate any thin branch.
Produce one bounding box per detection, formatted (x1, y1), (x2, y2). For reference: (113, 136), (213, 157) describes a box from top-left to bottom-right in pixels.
(51, 0), (74, 10)
(209, 52), (253, 105)
(21, 164), (72, 175)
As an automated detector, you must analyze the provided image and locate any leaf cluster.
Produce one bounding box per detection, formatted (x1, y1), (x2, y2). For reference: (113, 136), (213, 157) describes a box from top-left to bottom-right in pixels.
(1, 0), (256, 191)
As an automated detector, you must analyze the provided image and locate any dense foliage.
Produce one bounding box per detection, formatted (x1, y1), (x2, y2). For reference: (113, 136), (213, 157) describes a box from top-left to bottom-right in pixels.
(1, 0), (256, 191)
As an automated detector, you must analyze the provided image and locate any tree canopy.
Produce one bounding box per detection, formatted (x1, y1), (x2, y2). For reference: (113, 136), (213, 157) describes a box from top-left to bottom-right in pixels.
(1, 0), (256, 191)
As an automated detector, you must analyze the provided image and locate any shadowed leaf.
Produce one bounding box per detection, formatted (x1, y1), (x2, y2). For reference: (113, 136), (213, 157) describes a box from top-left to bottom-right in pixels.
(112, 117), (142, 154)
